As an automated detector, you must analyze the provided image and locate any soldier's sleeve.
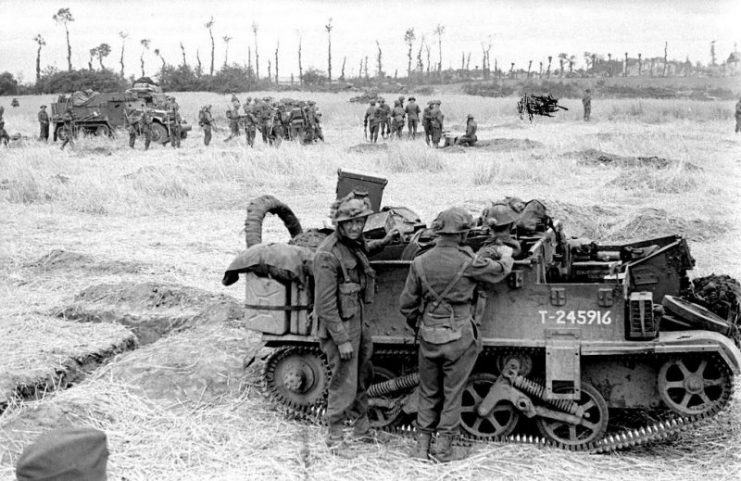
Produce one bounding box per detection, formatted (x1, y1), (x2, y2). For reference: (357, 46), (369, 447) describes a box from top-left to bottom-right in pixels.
(464, 250), (513, 285)
(366, 239), (386, 256)
(398, 261), (423, 324)
(313, 251), (350, 345)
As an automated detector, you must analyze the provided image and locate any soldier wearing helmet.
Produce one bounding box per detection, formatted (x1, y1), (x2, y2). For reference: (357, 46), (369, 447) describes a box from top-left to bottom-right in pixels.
(404, 96), (421, 140)
(454, 114), (478, 147)
(313, 192), (400, 452)
(399, 206), (513, 462)
(480, 202), (522, 257)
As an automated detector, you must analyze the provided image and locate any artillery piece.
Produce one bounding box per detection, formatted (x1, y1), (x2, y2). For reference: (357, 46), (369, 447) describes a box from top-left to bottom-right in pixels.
(517, 94), (569, 122)
(223, 170), (740, 452)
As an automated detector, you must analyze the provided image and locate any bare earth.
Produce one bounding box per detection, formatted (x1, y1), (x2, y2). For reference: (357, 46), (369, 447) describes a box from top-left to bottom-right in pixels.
(1, 91), (740, 481)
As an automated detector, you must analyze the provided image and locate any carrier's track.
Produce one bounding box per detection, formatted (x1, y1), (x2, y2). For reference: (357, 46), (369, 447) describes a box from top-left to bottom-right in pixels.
(262, 346), (734, 454)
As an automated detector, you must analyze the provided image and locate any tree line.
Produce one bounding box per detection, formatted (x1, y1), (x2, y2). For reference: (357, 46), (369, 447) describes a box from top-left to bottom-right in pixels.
(1, 6), (739, 96)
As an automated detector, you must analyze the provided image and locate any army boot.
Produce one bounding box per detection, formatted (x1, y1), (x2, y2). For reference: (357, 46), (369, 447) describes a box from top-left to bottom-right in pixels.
(429, 434), (468, 463)
(326, 422), (346, 453)
(411, 432), (432, 460)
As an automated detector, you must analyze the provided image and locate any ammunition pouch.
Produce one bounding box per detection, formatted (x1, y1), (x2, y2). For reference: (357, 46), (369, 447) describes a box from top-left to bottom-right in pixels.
(420, 310), (467, 344)
(338, 281), (361, 320)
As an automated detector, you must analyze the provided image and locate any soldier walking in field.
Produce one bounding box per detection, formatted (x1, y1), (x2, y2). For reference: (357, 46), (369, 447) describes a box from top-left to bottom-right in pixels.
(399, 207), (513, 462)
(364, 100), (380, 143)
(422, 101), (433, 145)
(376, 98), (391, 139)
(405, 97), (421, 139)
(199, 105), (214, 146)
(242, 102), (258, 147)
(454, 114), (478, 147)
(391, 100), (406, 139)
(38, 105), (50, 142)
(429, 101), (445, 147)
(582, 89), (592, 121)
(224, 108), (241, 142)
(735, 97), (741, 134)
(313, 192), (399, 453)
(59, 108), (75, 151)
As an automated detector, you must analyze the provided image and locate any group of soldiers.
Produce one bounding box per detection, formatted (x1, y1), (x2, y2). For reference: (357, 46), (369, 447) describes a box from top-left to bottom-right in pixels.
(199, 96), (324, 147)
(125, 96), (183, 150)
(314, 191), (517, 462)
(363, 96), (478, 148)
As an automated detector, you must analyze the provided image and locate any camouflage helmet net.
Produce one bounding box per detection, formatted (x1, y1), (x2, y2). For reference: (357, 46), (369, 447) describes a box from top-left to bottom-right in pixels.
(330, 191), (374, 225)
(431, 207), (474, 234)
(481, 202), (519, 227)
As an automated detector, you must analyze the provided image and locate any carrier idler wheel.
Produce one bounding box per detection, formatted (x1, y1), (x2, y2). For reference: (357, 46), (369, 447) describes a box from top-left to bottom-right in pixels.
(536, 382), (608, 448)
(658, 357), (731, 417)
(460, 373), (520, 439)
(263, 347), (330, 409)
(367, 367), (404, 429)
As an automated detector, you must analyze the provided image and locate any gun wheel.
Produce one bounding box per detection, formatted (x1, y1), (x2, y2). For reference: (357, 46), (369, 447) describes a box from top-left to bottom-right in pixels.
(536, 382), (608, 448)
(658, 356), (731, 417)
(461, 373), (520, 439)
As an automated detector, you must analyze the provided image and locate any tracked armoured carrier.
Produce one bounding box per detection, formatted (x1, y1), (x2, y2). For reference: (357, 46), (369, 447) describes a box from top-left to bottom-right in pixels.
(223, 170), (740, 452)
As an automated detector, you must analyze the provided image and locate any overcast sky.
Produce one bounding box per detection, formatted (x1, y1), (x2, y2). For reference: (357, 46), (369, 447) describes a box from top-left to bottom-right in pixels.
(2, 0), (738, 82)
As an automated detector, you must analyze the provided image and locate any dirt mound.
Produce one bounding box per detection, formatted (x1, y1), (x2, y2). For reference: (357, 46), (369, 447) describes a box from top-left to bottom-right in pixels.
(544, 201), (619, 239)
(99, 325), (262, 404)
(566, 149), (701, 170)
(58, 282), (243, 344)
(612, 208), (728, 242)
(442, 138), (544, 154)
(26, 249), (142, 274)
(347, 143), (389, 153)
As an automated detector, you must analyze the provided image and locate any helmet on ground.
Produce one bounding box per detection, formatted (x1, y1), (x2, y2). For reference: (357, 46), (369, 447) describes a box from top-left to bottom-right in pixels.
(482, 203), (519, 227)
(330, 191), (374, 225)
(431, 207), (473, 234)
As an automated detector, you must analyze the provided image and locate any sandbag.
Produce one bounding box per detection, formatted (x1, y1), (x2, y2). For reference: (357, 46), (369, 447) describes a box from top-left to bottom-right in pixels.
(222, 243), (313, 287)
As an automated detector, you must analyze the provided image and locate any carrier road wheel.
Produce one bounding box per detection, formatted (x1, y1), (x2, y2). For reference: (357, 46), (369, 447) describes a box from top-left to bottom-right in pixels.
(460, 373), (520, 439)
(658, 357), (732, 417)
(263, 347), (330, 409)
(367, 367), (403, 429)
(536, 382), (608, 448)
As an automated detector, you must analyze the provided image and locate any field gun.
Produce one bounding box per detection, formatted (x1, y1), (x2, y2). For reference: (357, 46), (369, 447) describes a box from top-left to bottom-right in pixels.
(517, 94), (569, 122)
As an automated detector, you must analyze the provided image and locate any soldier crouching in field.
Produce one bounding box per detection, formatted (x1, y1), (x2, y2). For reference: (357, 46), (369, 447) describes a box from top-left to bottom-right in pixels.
(313, 192), (399, 453)
(454, 114), (478, 147)
(399, 207), (513, 462)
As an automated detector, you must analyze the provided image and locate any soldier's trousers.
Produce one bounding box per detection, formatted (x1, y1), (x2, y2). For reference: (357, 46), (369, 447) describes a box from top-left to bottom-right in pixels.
(423, 125), (431, 145)
(203, 125), (212, 146)
(245, 127), (255, 147)
(417, 321), (480, 435)
(141, 128), (152, 150)
(319, 320), (374, 429)
(379, 120), (389, 137)
(455, 135), (476, 147)
(407, 119), (418, 139)
(171, 126), (181, 148)
(736, 117), (741, 133)
(129, 131), (137, 148)
(431, 127), (443, 147)
(368, 124), (379, 143)
(583, 107), (591, 121)
(39, 124), (49, 142)
(290, 124), (305, 142)
(260, 124), (270, 143)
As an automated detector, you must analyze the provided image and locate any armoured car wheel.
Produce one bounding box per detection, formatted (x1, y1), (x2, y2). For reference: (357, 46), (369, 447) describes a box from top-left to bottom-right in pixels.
(658, 357), (731, 417)
(460, 373), (520, 439)
(150, 123), (168, 144)
(536, 382), (608, 447)
(367, 367), (403, 429)
(263, 347), (330, 409)
(55, 125), (67, 142)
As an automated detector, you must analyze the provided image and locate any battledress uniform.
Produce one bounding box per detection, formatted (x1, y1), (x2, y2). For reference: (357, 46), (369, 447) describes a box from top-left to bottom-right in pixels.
(429, 103), (444, 147)
(140, 110), (153, 150)
(455, 117), (478, 147)
(364, 103), (380, 143)
(38, 106), (50, 142)
(399, 208), (513, 461)
(405, 99), (421, 139)
(735, 99), (741, 133)
(582, 91), (592, 121)
(313, 206), (391, 446)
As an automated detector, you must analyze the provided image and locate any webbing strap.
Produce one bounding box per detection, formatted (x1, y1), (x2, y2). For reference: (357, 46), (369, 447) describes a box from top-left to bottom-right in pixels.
(416, 258), (472, 312)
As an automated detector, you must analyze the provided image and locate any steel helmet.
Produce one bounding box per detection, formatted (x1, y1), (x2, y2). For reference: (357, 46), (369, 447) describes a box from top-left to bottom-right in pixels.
(330, 192), (374, 225)
(431, 207), (473, 234)
(482, 203), (519, 227)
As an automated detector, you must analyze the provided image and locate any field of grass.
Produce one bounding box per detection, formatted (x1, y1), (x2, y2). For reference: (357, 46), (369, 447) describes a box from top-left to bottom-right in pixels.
(1, 91), (740, 481)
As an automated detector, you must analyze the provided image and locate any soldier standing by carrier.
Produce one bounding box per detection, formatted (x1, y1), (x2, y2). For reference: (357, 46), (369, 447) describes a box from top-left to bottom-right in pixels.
(169, 105), (182, 148)
(38, 105), (50, 142)
(60, 107), (75, 151)
(399, 207), (513, 462)
(405, 97), (421, 139)
(735, 97), (741, 134)
(364, 100), (380, 143)
(582, 89), (592, 121)
(454, 114), (478, 147)
(313, 192), (399, 452)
